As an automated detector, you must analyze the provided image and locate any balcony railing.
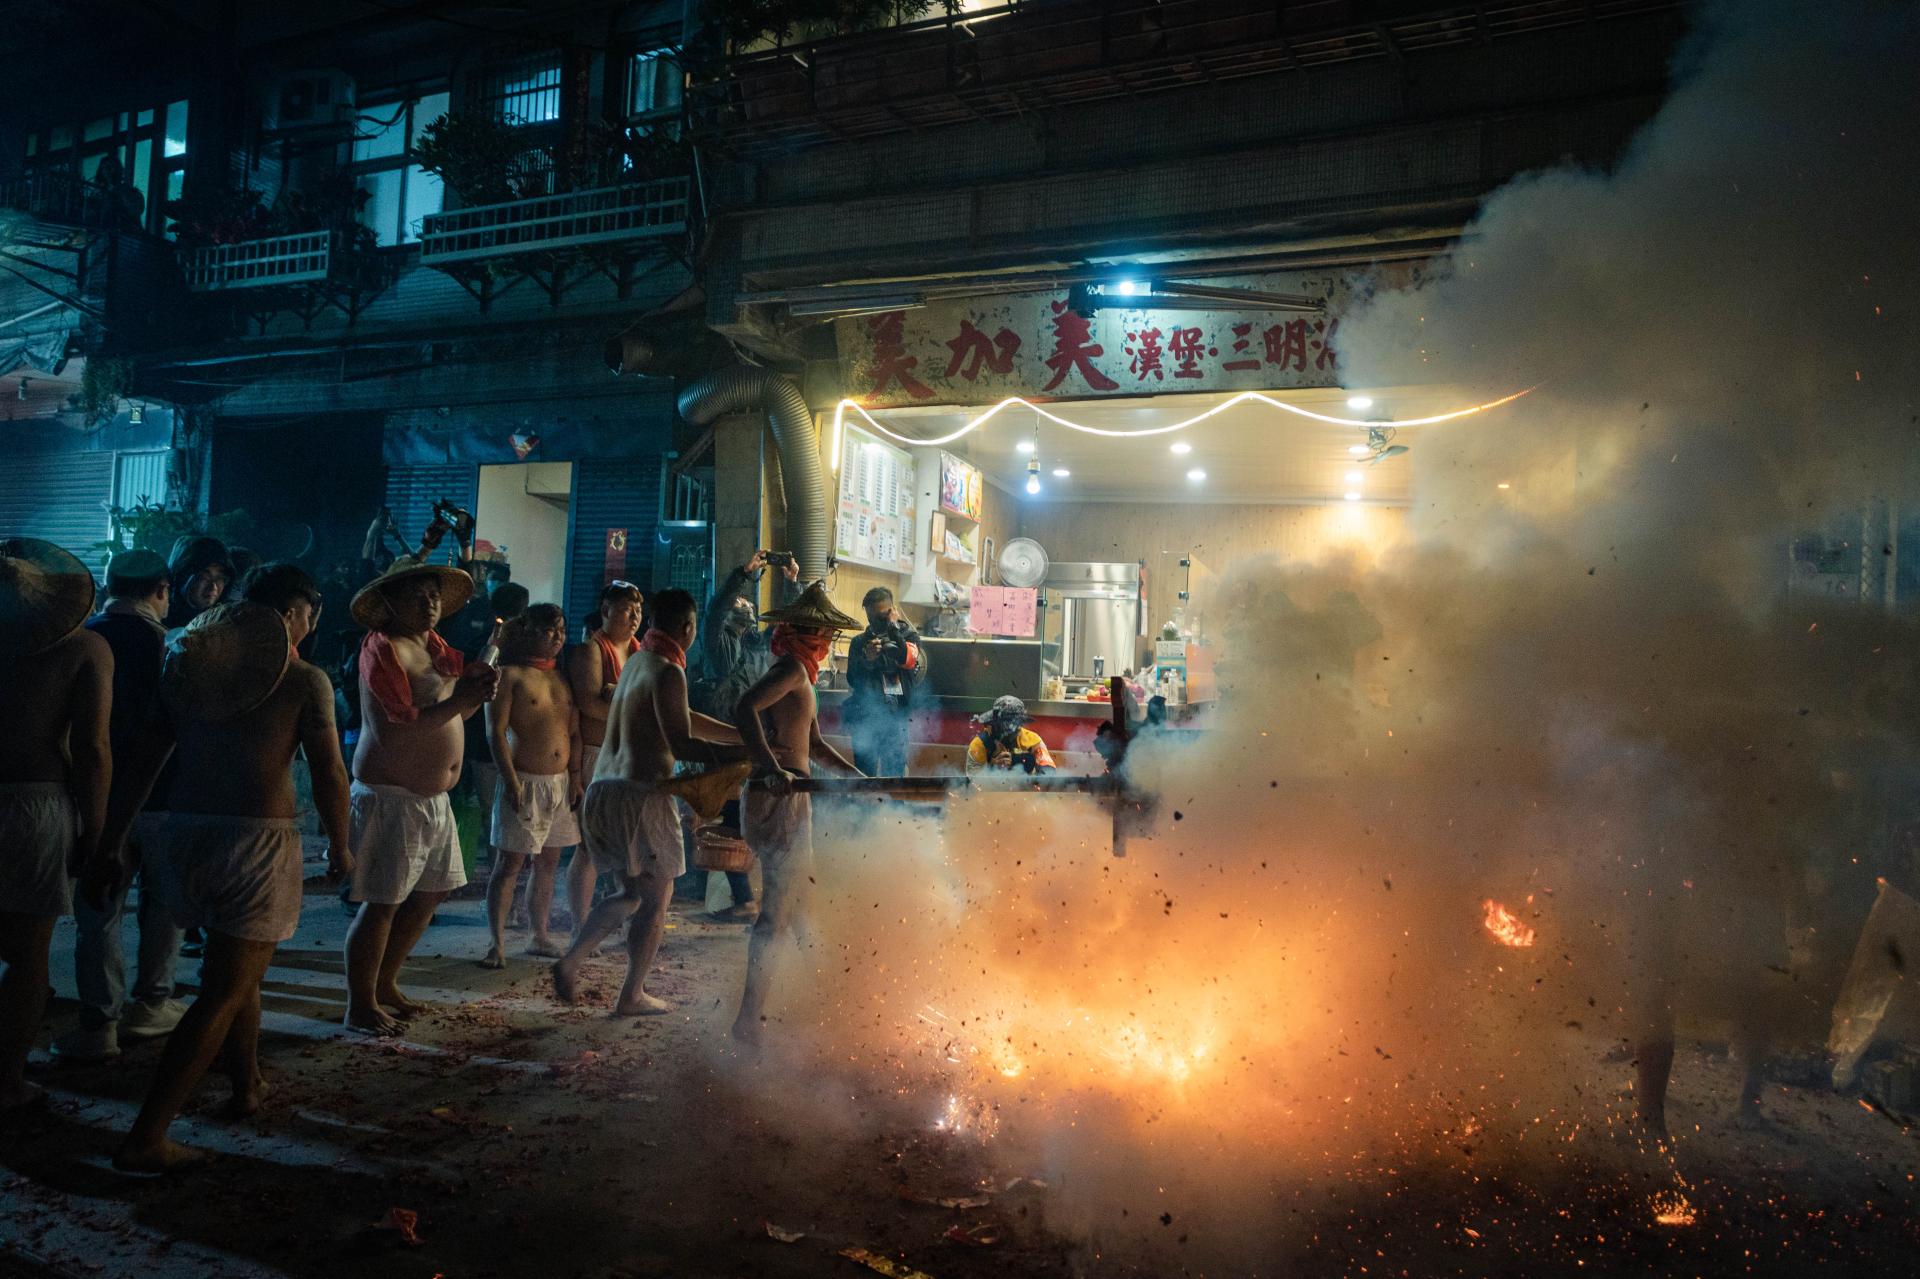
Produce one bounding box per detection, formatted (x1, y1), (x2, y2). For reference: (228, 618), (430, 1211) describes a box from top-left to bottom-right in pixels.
(179, 230), (335, 292)
(0, 171), (97, 225)
(418, 177), (689, 267)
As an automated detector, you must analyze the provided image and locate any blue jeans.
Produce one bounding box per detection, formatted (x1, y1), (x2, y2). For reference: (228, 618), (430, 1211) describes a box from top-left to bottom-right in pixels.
(71, 812), (182, 1028)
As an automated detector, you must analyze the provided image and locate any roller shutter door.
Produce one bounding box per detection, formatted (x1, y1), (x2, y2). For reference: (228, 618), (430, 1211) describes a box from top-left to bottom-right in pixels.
(382, 464), (477, 558)
(566, 457), (661, 630)
(0, 451), (115, 563)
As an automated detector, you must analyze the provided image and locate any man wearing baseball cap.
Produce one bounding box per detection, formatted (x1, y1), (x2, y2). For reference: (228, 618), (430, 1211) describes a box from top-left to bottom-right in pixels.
(0, 537), (112, 1112)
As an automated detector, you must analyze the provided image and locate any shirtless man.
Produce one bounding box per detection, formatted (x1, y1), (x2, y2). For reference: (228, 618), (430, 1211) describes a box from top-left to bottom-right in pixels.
(552, 589), (740, 1014)
(345, 559), (497, 1034)
(565, 581), (642, 932)
(0, 538), (110, 1113)
(102, 567), (352, 1171)
(729, 582), (862, 1046)
(482, 604), (582, 967)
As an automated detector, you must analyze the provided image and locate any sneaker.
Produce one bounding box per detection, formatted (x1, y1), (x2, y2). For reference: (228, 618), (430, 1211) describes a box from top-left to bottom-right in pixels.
(121, 998), (189, 1040)
(51, 1022), (121, 1062)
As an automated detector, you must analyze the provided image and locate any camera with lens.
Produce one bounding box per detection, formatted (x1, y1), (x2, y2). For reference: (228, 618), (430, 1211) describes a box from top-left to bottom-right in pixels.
(763, 550), (796, 569)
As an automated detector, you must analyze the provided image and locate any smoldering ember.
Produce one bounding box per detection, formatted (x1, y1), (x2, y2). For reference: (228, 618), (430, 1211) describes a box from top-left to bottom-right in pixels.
(1, 1), (1917, 1276)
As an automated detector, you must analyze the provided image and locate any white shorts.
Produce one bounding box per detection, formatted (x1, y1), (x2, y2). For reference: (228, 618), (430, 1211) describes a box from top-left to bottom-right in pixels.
(348, 781), (467, 905)
(582, 779), (683, 883)
(0, 782), (76, 917)
(490, 771), (581, 854)
(156, 813), (304, 944)
(581, 742), (601, 781)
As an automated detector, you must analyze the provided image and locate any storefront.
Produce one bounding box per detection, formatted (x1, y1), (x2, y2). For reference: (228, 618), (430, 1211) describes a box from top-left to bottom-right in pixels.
(801, 267), (1472, 771)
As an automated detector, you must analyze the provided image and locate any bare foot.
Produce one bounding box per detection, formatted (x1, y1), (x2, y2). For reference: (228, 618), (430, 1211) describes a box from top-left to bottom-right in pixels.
(114, 1138), (216, 1174)
(1630, 1108), (1669, 1144)
(480, 945), (507, 970)
(552, 959), (581, 1005)
(221, 1074), (271, 1120)
(344, 1003), (401, 1036)
(614, 991), (671, 1016)
(377, 989), (429, 1019)
(0, 1079), (47, 1114)
(526, 936), (566, 959)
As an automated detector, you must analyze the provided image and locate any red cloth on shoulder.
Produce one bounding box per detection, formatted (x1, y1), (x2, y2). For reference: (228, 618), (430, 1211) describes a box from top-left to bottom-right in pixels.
(593, 631), (640, 682)
(360, 630), (463, 724)
(638, 628), (686, 670)
(770, 625), (831, 684)
(508, 656), (557, 671)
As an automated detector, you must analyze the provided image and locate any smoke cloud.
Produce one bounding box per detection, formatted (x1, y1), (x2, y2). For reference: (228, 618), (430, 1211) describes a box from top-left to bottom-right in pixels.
(725, 0), (1920, 1267)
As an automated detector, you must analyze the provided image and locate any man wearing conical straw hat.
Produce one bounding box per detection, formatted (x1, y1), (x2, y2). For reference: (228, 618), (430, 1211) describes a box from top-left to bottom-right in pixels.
(0, 537), (112, 1113)
(343, 557), (498, 1036)
(552, 588), (745, 1014)
(94, 565), (351, 1171)
(728, 580), (863, 1047)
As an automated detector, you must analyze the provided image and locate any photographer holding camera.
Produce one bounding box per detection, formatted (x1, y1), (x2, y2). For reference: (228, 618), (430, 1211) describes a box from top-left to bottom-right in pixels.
(690, 550), (800, 921)
(845, 586), (927, 778)
(964, 695), (1056, 777)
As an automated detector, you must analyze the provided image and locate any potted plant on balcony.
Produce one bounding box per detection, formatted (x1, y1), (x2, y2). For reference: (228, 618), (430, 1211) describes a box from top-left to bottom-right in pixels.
(414, 111), (542, 207)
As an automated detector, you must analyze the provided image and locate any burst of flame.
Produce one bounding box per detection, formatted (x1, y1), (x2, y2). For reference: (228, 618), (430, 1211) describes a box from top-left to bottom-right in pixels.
(1650, 1190), (1697, 1227)
(1481, 899), (1537, 948)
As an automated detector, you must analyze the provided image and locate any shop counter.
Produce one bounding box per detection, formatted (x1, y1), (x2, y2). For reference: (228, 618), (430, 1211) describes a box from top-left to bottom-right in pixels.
(817, 688), (1208, 771)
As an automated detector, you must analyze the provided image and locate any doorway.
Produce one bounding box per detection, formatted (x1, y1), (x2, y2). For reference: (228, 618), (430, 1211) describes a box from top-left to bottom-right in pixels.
(476, 462), (573, 607)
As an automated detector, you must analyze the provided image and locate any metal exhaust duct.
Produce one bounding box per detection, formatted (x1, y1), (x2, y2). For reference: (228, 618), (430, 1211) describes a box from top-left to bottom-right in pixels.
(675, 366), (830, 583)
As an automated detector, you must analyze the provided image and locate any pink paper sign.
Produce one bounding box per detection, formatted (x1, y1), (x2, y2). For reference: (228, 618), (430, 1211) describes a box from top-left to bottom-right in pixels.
(970, 586), (1037, 637)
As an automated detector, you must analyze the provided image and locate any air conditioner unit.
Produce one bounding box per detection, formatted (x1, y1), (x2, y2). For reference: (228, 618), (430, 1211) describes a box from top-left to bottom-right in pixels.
(263, 70), (357, 133)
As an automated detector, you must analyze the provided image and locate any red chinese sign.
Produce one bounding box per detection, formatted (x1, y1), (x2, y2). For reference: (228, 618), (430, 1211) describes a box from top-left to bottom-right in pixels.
(835, 271), (1370, 407)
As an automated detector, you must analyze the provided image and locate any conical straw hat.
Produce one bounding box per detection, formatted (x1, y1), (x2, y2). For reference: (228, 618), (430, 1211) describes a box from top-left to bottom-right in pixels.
(162, 601), (291, 721)
(760, 580), (859, 631)
(350, 556), (474, 629)
(0, 536), (96, 658)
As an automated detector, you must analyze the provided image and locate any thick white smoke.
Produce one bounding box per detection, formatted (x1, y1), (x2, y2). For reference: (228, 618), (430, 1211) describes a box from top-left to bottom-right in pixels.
(725, 1), (1920, 1268)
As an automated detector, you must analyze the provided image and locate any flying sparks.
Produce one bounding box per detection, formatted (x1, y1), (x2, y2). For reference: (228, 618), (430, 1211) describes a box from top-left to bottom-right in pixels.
(1650, 1190), (1697, 1227)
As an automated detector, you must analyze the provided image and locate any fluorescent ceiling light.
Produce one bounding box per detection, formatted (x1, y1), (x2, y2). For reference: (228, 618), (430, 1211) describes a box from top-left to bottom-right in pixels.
(1344, 491), (1362, 502)
(1169, 441), (1192, 455)
(1347, 443), (1370, 456)
(1345, 470), (1363, 484)
(1051, 467), (1071, 478)
(1016, 440), (1035, 454)
(1186, 468), (1206, 481)
(1346, 395), (1373, 410)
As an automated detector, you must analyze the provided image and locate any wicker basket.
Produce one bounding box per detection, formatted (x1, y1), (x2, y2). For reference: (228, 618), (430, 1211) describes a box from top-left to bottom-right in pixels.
(693, 823), (754, 874)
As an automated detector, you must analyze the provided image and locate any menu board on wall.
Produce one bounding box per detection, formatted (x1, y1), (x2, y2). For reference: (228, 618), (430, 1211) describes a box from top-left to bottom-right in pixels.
(835, 424), (917, 574)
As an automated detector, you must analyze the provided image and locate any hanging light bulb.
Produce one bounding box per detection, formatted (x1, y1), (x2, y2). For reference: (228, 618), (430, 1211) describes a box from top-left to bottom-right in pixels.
(1025, 456), (1041, 495)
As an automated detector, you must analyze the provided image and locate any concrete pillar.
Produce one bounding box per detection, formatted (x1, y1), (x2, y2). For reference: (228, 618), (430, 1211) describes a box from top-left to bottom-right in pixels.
(711, 411), (763, 597)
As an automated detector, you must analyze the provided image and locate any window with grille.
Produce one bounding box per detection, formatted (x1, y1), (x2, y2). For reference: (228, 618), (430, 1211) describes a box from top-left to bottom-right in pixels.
(348, 90), (448, 245)
(626, 47), (683, 121)
(478, 55), (562, 125)
(18, 98), (190, 235)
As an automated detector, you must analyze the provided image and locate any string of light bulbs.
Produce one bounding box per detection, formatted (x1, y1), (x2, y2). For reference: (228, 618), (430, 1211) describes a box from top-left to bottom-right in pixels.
(828, 387), (1535, 469)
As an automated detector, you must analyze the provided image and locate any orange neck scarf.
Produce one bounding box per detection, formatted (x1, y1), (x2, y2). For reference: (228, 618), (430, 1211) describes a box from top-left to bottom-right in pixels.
(360, 630), (463, 724)
(638, 628), (686, 670)
(594, 631), (640, 681)
(770, 625), (831, 683)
